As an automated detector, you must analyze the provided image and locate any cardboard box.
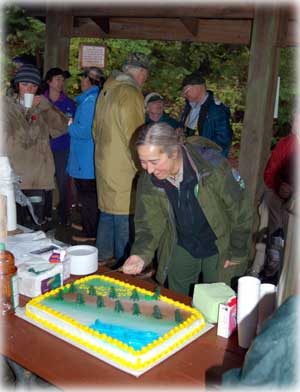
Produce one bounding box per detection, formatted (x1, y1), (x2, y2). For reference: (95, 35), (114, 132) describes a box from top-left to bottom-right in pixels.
(217, 296), (237, 338)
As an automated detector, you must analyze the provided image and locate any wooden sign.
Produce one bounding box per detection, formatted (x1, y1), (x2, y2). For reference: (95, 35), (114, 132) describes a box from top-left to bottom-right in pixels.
(79, 44), (106, 69)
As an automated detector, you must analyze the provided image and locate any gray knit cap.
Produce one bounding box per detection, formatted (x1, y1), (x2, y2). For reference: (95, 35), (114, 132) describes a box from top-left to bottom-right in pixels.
(123, 52), (150, 70)
(14, 64), (41, 86)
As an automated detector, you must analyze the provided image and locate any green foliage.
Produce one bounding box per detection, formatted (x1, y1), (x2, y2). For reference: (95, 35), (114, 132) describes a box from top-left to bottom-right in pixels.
(3, 5), (45, 90)
(4, 4), (297, 147)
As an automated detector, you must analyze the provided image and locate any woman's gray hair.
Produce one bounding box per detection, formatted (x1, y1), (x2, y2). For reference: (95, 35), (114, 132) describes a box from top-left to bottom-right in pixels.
(135, 122), (182, 157)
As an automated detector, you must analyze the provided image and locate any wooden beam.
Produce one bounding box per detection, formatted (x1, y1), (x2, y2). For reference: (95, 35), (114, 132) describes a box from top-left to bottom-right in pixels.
(70, 18), (252, 44)
(180, 18), (199, 36)
(23, 4), (255, 19)
(239, 6), (281, 206)
(275, 8), (290, 47)
(283, 20), (300, 47)
(44, 10), (71, 75)
(90, 17), (110, 34)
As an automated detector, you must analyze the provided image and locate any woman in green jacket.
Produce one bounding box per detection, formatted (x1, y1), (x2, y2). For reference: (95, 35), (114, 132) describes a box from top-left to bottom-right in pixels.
(122, 122), (253, 296)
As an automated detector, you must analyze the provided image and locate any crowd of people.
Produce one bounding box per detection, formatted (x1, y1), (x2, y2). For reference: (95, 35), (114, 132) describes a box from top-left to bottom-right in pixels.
(2, 51), (296, 297)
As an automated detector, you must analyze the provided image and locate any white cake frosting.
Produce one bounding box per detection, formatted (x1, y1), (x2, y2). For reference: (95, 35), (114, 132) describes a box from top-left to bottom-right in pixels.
(26, 275), (206, 376)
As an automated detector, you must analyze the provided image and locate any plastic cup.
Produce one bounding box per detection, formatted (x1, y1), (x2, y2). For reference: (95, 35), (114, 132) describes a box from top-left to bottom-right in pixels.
(23, 93), (34, 108)
(257, 283), (277, 334)
(237, 276), (261, 348)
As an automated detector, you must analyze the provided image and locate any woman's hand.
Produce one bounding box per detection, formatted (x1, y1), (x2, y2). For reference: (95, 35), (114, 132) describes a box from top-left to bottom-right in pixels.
(224, 260), (240, 268)
(32, 95), (42, 107)
(122, 255), (145, 275)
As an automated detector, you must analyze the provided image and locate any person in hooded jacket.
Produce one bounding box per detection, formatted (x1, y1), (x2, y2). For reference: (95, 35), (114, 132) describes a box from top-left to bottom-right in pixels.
(92, 52), (150, 268)
(67, 67), (104, 242)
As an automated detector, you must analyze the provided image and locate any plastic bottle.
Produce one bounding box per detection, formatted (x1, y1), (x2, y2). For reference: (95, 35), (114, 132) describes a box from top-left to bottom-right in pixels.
(0, 243), (18, 316)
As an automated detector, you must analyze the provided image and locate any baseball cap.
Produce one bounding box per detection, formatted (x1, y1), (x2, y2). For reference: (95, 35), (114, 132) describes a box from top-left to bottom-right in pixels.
(78, 67), (104, 82)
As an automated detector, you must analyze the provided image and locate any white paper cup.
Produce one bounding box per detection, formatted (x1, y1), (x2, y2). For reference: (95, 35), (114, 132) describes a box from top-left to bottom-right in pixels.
(257, 283), (277, 334)
(23, 93), (34, 108)
(237, 276), (261, 348)
(67, 245), (98, 275)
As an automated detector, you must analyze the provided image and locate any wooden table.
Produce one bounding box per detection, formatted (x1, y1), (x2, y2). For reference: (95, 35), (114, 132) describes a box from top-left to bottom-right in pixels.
(1, 268), (246, 390)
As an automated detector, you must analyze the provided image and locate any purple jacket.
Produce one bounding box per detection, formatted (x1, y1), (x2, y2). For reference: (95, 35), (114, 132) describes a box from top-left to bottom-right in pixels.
(44, 91), (76, 152)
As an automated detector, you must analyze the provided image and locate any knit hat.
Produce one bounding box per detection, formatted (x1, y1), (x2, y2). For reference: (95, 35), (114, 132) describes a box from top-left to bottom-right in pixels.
(144, 92), (164, 107)
(14, 64), (41, 86)
(182, 71), (206, 88)
(123, 52), (150, 70)
(78, 67), (104, 82)
(45, 67), (71, 82)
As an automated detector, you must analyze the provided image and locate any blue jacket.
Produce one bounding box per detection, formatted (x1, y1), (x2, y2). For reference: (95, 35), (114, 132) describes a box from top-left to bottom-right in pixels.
(179, 90), (232, 157)
(67, 86), (99, 179)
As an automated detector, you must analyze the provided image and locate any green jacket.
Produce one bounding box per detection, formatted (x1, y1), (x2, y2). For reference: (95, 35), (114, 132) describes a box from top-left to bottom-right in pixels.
(131, 137), (253, 286)
(92, 70), (145, 214)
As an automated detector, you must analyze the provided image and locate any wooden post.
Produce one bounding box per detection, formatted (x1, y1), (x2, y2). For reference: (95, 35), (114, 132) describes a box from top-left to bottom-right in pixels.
(239, 5), (282, 207)
(44, 9), (72, 75)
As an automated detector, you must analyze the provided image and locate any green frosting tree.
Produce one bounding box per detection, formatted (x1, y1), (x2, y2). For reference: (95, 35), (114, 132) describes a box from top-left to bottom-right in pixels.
(130, 288), (140, 301)
(132, 302), (141, 316)
(76, 293), (85, 305)
(114, 300), (124, 313)
(88, 285), (97, 296)
(175, 309), (183, 323)
(97, 295), (104, 308)
(56, 290), (64, 301)
(69, 282), (76, 293)
(152, 305), (162, 319)
(49, 274), (61, 290)
(109, 286), (117, 299)
(153, 286), (161, 300)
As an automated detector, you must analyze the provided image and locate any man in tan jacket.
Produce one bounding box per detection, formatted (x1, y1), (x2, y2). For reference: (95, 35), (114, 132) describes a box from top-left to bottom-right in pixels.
(93, 52), (150, 268)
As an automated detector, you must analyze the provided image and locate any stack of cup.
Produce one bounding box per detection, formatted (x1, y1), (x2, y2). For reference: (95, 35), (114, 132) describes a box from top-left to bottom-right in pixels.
(237, 276), (261, 349)
(237, 276), (277, 349)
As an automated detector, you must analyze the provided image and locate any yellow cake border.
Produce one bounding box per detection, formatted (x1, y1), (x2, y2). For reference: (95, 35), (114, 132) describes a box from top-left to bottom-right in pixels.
(26, 274), (205, 371)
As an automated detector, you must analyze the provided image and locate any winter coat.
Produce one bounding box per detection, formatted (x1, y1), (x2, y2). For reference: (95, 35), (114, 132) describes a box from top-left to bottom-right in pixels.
(92, 71), (145, 214)
(180, 91), (232, 157)
(67, 86), (99, 180)
(131, 136), (253, 286)
(264, 133), (296, 195)
(2, 94), (68, 190)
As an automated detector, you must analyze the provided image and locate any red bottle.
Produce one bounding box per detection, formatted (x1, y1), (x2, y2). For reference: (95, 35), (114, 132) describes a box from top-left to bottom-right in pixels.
(0, 243), (18, 316)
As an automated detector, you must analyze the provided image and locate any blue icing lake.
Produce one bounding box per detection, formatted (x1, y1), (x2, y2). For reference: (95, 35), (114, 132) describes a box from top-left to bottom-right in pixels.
(90, 319), (160, 350)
